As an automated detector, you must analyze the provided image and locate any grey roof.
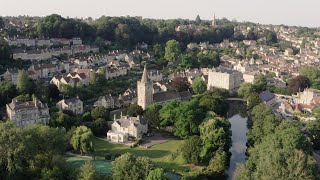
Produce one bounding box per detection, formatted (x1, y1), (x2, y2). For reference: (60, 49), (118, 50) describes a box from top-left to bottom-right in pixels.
(259, 90), (275, 102)
(153, 91), (181, 103)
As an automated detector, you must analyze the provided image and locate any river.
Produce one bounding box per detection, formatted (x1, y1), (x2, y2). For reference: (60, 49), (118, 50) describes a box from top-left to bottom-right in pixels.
(226, 102), (248, 180)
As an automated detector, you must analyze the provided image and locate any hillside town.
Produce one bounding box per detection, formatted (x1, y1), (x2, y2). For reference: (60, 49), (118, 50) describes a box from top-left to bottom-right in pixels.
(1, 10), (320, 180)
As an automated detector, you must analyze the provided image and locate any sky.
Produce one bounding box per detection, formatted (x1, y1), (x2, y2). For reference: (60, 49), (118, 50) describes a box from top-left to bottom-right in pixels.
(0, 0), (318, 27)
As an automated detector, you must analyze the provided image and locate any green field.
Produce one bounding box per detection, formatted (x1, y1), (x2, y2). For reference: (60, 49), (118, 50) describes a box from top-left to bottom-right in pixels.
(93, 138), (201, 175)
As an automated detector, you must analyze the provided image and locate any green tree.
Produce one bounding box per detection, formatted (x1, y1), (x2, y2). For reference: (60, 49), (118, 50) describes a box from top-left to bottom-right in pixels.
(91, 118), (108, 136)
(306, 119), (320, 150)
(78, 161), (97, 180)
(247, 93), (262, 109)
(192, 77), (207, 95)
(174, 99), (205, 138)
(70, 126), (94, 155)
(50, 111), (76, 130)
(164, 39), (181, 62)
(0, 81), (17, 106)
(90, 71), (97, 85)
(146, 168), (167, 180)
(204, 148), (228, 176)
(195, 15), (202, 25)
(91, 107), (109, 121)
(198, 90), (229, 115)
(159, 100), (181, 126)
(253, 74), (267, 92)
(199, 113), (231, 164)
(299, 66), (320, 84)
(180, 135), (202, 164)
(145, 103), (162, 129)
(237, 83), (254, 99)
(127, 104), (143, 117)
(112, 153), (154, 180)
(17, 70), (31, 94)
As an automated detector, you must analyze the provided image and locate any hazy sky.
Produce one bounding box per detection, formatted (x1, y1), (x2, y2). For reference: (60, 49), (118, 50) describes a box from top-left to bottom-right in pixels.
(0, 0), (318, 27)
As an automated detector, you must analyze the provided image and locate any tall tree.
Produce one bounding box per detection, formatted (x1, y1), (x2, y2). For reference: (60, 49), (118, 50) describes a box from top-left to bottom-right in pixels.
(78, 162), (97, 180)
(288, 75), (311, 94)
(144, 103), (162, 129)
(70, 126), (94, 155)
(180, 135), (202, 164)
(192, 77), (207, 95)
(164, 39), (181, 62)
(17, 70), (31, 94)
(146, 168), (167, 180)
(126, 104), (143, 117)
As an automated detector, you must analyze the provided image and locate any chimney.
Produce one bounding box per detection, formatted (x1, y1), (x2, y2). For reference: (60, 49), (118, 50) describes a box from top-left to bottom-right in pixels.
(120, 112), (123, 118)
(114, 114), (116, 121)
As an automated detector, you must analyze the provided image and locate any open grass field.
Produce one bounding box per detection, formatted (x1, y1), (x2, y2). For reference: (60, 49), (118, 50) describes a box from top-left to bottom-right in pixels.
(93, 137), (202, 175)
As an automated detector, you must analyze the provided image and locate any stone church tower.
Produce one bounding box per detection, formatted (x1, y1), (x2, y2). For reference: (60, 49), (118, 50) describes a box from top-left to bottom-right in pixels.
(212, 13), (217, 27)
(137, 65), (153, 110)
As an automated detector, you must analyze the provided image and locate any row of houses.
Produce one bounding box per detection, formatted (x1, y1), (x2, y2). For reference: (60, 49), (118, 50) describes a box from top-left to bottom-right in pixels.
(5, 36), (82, 47)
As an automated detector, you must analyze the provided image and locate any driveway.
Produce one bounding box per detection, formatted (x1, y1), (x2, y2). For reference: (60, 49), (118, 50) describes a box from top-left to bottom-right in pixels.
(139, 133), (171, 148)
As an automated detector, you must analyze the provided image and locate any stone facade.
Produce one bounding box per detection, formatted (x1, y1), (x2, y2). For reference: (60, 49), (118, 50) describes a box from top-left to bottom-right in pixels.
(6, 97), (50, 127)
(137, 65), (153, 110)
(207, 68), (242, 93)
(56, 97), (83, 115)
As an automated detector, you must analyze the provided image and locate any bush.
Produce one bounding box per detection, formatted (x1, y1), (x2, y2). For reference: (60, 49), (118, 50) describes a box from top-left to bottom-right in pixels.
(105, 153), (112, 160)
(112, 153), (122, 160)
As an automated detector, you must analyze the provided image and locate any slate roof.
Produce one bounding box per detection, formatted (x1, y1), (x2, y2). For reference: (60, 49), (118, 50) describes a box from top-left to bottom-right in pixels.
(259, 90), (275, 102)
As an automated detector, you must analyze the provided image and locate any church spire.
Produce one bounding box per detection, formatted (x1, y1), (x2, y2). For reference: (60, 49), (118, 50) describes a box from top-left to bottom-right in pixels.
(141, 64), (148, 83)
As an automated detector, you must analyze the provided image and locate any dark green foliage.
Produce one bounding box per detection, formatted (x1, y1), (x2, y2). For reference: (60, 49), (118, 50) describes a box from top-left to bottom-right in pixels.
(70, 126), (94, 155)
(91, 107), (110, 121)
(288, 75), (310, 94)
(144, 103), (162, 129)
(192, 77), (207, 95)
(306, 119), (320, 150)
(198, 89), (229, 116)
(126, 104), (143, 117)
(91, 118), (109, 137)
(181, 136), (202, 164)
(169, 76), (191, 92)
(112, 153), (155, 180)
(0, 122), (69, 179)
(146, 168), (167, 180)
(0, 81), (17, 106)
(164, 39), (181, 62)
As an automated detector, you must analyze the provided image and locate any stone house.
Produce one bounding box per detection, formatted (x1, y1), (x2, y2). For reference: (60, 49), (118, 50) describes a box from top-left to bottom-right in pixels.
(56, 97), (83, 115)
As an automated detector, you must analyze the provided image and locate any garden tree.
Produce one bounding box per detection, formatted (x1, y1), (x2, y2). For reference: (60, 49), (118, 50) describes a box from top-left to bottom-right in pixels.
(153, 44), (165, 59)
(253, 74), (267, 92)
(112, 153), (155, 180)
(306, 119), (320, 150)
(144, 103), (162, 129)
(237, 121), (318, 180)
(33, 79), (49, 103)
(199, 112), (231, 164)
(192, 77), (207, 95)
(91, 118), (109, 136)
(17, 70), (31, 94)
(146, 168), (167, 180)
(91, 106), (110, 121)
(180, 135), (202, 164)
(0, 122), (69, 179)
(115, 24), (131, 48)
(299, 66), (320, 84)
(198, 89), (229, 115)
(246, 29), (257, 40)
(0, 81), (17, 106)
(82, 112), (92, 121)
(247, 93), (262, 109)
(90, 71), (97, 85)
(70, 126), (94, 155)
(265, 31), (278, 45)
(237, 83), (254, 99)
(288, 75), (310, 94)
(170, 76), (190, 92)
(204, 148), (228, 177)
(0, 17), (4, 29)
(248, 103), (282, 145)
(195, 15), (202, 25)
(164, 39), (181, 62)
(78, 162), (97, 180)
(159, 100), (181, 126)
(50, 111), (77, 130)
(197, 50), (220, 67)
(126, 104), (143, 117)
(48, 83), (60, 100)
(174, 99), (206, 138)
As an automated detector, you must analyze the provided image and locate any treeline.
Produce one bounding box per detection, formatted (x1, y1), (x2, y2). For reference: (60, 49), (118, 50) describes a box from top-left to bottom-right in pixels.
(32, 14), (235, 49)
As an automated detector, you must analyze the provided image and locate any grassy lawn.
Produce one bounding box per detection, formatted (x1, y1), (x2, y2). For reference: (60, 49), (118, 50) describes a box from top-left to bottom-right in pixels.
(94, 138), (202, 175)
(66, 156), (112, 174)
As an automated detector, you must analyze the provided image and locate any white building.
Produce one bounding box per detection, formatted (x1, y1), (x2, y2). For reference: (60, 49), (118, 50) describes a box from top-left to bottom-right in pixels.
(107, 115), (148, 143)
(207, 68), (242, 93)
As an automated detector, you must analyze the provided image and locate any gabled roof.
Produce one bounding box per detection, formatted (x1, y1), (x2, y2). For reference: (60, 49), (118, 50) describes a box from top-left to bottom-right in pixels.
(259, 90), (275, 102)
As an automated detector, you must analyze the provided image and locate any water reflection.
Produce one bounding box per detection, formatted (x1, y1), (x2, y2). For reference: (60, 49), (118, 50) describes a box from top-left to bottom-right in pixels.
(226, 102), (248, 180)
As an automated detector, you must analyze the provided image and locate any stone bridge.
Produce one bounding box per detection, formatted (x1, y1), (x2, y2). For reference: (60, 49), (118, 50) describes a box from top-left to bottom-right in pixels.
(227, 98), (246, 102)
